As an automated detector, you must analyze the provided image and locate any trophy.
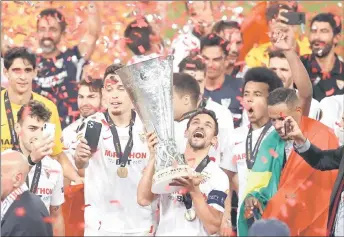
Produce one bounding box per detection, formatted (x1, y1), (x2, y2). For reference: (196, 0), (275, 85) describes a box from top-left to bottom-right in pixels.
(115, 55), (189, 194)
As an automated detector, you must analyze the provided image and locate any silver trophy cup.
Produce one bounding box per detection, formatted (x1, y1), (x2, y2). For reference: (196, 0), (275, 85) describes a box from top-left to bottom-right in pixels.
(116, 55), (189, 194)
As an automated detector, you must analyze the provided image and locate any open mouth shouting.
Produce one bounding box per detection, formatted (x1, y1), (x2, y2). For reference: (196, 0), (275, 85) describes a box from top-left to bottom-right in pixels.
(193, 129), (205, 139)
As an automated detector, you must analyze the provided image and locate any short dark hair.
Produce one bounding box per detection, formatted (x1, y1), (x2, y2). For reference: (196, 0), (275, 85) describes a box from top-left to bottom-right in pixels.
(265, 4), (294, 23)
(268, 88), (298, 108)
(173, 73), (200, 107)
(103, 64), (125, 80)
(243, 67), (283, 93)
(37, 8), (67, 32)
(310, 13), (342, 36)
(212, 20), (241, 34)
(268, 49), (286, 60)
(79, 78), (103, 93)
(124, 18), (153, 55)
(17, 100), (52, 123)
(186, 108), (219, 136)
(200, 34), (229, 56)
(178, 55), (206, 73)
(4, 47), (36, 70)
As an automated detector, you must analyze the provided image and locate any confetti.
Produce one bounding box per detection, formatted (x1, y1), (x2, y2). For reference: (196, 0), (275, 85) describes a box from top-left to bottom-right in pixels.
(280, 204), (288, 218)
(43, 216), (55, 223)
(261, 156), (268, 164)
(15, 207), (26, 217)
(279, 112), (287, 119)
(269, 149), (279, 158)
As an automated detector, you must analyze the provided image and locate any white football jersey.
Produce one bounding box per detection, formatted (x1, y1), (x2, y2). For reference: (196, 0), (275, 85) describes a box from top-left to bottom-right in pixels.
(220, 125), (274, 208)
(80, 112), (154, 233)
(28, 156), (64, 212)
(319, 95), (344, 145)
(156, 161), (229, 236)
(62, 117), (86, 170)
(174, 99), (235, 165)
(295, 89), (321, 120)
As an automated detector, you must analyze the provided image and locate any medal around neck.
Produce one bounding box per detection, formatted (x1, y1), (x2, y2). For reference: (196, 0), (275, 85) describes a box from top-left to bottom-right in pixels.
(185, 209), (196, 221)
(116, 55), (189, 194)
(117, 167), (128, 178)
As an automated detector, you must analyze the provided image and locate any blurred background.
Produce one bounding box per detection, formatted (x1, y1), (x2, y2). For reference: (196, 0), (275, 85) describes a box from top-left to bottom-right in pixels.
(1, 1), (343, 78)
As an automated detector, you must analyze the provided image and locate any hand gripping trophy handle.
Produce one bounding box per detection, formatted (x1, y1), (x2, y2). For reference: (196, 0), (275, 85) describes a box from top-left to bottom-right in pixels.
(115, 55), (190, 194)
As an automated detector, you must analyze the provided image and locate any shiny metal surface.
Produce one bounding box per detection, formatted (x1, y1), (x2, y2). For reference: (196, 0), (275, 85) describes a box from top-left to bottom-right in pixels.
(116, 55), (187, 172)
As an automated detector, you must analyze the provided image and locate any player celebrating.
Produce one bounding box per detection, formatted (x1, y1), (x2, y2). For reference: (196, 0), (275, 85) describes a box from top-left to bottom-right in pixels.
(138, 109), (229, 236)
(74, 71), (154, 236)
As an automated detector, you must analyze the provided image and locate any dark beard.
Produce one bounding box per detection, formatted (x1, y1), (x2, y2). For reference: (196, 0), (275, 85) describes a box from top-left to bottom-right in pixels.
(311, 41), (333, 58)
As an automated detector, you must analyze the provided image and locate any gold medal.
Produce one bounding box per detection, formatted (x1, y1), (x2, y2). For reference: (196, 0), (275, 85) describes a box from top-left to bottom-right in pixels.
(117, 167), (128, 178)
(184, 209), (196, 221)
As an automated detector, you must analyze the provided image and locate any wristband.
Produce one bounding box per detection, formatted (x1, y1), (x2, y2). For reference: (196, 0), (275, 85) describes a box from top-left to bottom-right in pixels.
(27, 155), (37, 166)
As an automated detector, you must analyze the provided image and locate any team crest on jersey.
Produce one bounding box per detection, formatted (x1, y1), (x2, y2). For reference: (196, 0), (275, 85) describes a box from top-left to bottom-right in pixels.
(221, 98), (231, 108)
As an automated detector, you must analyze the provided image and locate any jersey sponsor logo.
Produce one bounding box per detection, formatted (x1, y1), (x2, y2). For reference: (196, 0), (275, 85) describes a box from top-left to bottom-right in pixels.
(103, 135), (112, 140)
(232, 153), (246, 164)
(36, 188), (53, 195)
(234, 141), (244, 145)
(104, 150), (147, 159)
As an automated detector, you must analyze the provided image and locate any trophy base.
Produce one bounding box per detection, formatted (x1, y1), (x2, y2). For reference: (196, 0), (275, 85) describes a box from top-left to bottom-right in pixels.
(151, 165), (190, 194)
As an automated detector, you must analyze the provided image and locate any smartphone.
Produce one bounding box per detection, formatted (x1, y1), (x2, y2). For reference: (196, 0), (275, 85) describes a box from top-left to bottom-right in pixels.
(284, 119), (292, 137)
(281, 12), (305, 25)
(84, 120), (102, 152)
(43, 123), (56, 138)
(247, 208), (261, 229)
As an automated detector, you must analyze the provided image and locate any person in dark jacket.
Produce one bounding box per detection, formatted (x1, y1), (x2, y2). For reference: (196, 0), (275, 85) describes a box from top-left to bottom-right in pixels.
(1, 150), (53, 237)
(282, 115), (343, 237)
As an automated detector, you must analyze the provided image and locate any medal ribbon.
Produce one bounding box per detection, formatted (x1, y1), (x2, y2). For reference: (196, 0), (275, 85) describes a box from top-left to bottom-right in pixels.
(182, 156), (210, 211)
(245, 122), (272, 169)
(104, 110), (136, 168)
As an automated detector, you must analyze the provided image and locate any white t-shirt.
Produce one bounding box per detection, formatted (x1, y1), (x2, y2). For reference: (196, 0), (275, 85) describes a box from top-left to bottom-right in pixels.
(319, 94), (344, 145)
(28, 156), (65, 212)
(309, 98), (321, 120)
(156, 161), (229, 236)
(80, 112), (154, 233)
(174, 99), (235, 165)
(62, 116), (86, 170)
(220, 125), (274, 208)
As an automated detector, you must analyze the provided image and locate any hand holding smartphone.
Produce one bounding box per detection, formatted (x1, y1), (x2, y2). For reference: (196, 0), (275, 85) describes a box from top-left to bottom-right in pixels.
(42, 123), (56, 139)
(84, 120), (102, 153)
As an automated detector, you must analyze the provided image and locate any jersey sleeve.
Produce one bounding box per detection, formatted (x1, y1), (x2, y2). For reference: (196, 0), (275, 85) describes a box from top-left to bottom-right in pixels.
(62, 127), (78, 170)
(319, 96), (341, 129)
(48, 102), (63, 156)
(207, 169), (229, 213)
(51, 163), (65, 206)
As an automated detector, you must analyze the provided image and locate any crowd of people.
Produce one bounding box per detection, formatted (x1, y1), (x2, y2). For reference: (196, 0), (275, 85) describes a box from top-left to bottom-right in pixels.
(1, 1), (343, 236)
